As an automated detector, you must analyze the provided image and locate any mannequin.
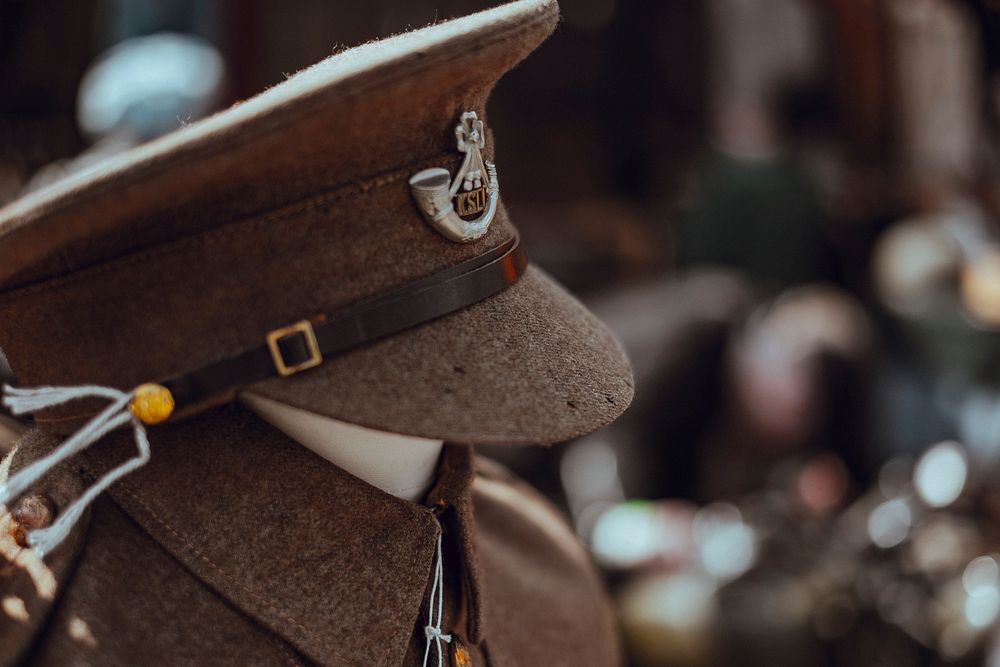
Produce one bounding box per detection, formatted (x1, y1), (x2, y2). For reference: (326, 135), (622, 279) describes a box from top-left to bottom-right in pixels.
(240, 392), (444, 503)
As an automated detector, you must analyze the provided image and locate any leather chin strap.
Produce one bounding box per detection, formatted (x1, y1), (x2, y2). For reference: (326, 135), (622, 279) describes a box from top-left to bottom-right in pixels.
(162, 234), (527, 412)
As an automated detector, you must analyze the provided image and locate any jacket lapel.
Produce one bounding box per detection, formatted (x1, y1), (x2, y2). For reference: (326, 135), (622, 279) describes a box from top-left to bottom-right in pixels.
(80, 404), (463, 667)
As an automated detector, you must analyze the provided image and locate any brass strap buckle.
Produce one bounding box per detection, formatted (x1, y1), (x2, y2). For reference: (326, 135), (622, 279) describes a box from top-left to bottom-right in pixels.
(266, 320), (323, 377)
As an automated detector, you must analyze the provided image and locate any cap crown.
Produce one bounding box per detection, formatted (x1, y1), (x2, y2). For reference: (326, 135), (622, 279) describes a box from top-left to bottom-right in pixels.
(0, 1), (558, 415)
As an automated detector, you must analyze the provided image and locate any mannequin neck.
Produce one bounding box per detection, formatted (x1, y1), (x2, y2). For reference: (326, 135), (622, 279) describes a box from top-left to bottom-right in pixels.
(239, 393), (444, 503)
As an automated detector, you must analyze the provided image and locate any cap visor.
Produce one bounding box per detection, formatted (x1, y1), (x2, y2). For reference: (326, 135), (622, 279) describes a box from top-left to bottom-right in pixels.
(245, 266), (633, 445)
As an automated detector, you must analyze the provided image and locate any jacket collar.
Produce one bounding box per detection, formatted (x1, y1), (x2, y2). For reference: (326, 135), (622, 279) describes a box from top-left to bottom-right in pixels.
(79, 404), (480, 666)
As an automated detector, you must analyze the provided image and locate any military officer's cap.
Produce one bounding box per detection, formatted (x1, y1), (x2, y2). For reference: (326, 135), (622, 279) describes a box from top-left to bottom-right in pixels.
(0, 0), (633, 554)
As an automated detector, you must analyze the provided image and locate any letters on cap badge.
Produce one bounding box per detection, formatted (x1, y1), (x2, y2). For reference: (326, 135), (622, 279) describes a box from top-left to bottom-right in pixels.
(409, 111), (499, 243)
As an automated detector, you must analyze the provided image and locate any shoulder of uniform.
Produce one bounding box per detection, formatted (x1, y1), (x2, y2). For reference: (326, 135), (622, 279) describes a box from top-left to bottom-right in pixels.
(473, 454), (565, 508)
(472, 453), (520, 485)
(472, 454), (555, 512)
(0, 429), (89, 666)
(472, 454), (563, 517)
(472, 454), (593, 567)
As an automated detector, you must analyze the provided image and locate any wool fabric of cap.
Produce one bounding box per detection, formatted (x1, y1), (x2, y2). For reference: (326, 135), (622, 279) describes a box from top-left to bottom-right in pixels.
(0, 0), (633, 445)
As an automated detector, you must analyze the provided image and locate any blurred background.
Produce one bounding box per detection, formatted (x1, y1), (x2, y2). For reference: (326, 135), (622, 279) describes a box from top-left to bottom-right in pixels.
(5, 0), (1000, 664)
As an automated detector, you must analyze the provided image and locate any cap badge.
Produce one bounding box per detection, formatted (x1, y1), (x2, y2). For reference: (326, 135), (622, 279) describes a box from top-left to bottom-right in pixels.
(409, 111), (499, 243)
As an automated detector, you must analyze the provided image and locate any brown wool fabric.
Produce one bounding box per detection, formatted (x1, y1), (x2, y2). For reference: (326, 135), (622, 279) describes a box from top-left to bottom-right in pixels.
(251, 266), (633, 444)
(1, 405), (622, 666)
(0, 2), (631, 664)
(0, 2), (555, 288)
(0, 0), (633, 445)
(25, 498), (305, 667)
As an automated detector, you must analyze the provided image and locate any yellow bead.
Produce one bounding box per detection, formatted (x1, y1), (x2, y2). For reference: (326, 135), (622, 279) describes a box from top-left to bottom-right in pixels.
(452, 639), (472, 667)
(129, 384), (175, 425)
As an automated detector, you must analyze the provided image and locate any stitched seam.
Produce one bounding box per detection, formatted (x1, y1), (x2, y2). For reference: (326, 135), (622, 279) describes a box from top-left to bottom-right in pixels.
(114, 483), (361, 664)
(0, 159), (425, 307)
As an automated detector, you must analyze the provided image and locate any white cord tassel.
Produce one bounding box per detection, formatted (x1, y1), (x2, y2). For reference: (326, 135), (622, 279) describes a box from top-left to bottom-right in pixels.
(3, 384), (126, 414)
(1, 384), (154, 557)
(422, 532), (452, 667)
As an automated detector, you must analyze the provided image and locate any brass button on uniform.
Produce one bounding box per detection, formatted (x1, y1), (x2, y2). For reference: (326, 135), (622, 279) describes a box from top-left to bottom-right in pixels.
(452, 637), (472, 667)
(9, 494), (55, 548)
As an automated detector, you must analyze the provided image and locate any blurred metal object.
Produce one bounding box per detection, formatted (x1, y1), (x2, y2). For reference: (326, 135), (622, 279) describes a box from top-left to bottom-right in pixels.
(692, 503), (756, 580)
(872, 215), (963, 317)
(866, 498), (911, 549)
(77, 32), (224, 142)
(20, 31), (226, 197)
(914, 440), (968, 508)
(727, 284), (874, 459)
(606, 433), (1000, 666)
(590, 500), (693, 571)
(872, 206), (1000, 384)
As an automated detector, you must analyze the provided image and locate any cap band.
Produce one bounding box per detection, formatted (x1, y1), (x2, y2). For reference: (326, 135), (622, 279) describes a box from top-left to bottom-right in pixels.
(162, 234), (526, 413)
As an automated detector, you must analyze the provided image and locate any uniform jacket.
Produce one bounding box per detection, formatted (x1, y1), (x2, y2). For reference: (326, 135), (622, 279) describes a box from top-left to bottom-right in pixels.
(0, 404), (621, 666)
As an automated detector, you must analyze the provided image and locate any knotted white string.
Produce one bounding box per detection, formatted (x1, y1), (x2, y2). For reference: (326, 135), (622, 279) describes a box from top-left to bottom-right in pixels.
(422, 532), (452, 667)
(1, 384), (151, 557)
